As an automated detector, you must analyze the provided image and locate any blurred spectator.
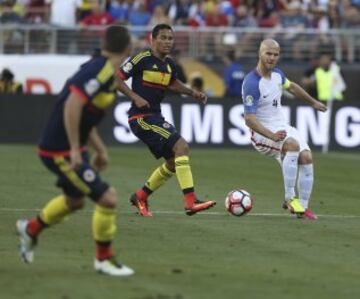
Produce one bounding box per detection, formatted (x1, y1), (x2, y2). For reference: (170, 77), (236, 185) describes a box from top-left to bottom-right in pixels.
(233, 4), (257, 27)
(256, 0), (280, 28)
(80, 0), (114, 25)
(128, 0), (150, 26)
(108, 0), (130, 24)
(168, 0), (191, 25)
(46, 0), (81, 27)
(314, 51), (345, 101)
(301, 57), (319, 98)
(223, 50), (244, 97)
(205, 3), (228, 26)
(0, 68), (23, 94)
(26, 0), (47, 24)
(0, 0), (24, 23)
(78, 0), (92, 19)
(189, 72), (214, 97)
(342, 0), (360, 27)
(149, 4), (171, 26)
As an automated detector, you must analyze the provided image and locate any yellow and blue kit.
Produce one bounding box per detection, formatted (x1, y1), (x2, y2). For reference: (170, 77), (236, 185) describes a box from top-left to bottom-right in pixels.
(118, 50), (181, 159)
(38, 55), (119, 200)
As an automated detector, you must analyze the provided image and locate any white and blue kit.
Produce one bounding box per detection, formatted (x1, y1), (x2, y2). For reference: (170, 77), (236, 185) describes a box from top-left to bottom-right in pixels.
(242, 68), (310, 161)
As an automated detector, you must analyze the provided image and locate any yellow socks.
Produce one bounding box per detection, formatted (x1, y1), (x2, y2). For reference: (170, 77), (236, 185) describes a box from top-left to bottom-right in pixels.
(92, 205), (117, 242)
(175, 156), (194, 193)
(145, 163), (175, 192)
(40, 195), (71, 225)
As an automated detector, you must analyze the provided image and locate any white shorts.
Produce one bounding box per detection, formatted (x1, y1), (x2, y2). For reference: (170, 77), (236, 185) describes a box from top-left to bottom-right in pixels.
(250, 124), (310, 162)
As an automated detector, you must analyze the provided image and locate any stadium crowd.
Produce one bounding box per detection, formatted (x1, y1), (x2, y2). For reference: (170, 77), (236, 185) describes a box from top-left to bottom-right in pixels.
(0, 0), (359, 29)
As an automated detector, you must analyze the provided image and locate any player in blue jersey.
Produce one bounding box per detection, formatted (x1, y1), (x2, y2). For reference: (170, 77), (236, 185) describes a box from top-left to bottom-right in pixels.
(16, 26), (134, 276)
(242, 39), (327, 220)
(117, 24), (216, 217)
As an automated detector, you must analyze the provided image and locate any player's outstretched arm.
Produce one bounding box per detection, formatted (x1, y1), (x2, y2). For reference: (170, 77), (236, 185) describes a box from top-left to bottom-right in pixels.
(287, 82), (327, 112)
(244, 113), (286, 142)
(64, 92), (86, 169)
(115, 77), (150, 108)
(89, 128), (108, 171)
(168, 79), (207, 104)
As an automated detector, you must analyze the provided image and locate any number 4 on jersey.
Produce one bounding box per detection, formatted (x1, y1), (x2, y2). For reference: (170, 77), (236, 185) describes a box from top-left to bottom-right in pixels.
(272, 99), (278, 107)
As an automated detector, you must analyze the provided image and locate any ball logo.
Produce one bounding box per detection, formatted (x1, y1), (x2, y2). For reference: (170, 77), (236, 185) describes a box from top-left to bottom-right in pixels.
(163, 122), (170, 129)
(83, 169), (96, 182)
(244, 95), (254, 106)
(123, 62), (133, 73)
(84, 79), (100, 96)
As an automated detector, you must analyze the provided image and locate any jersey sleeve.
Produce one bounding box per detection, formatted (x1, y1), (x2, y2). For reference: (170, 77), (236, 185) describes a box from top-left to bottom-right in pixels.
(117, 51), (149, 80)
(242, 74), (260, 114)
(274, 68), (291, 90)
(68, 61), (105, 103)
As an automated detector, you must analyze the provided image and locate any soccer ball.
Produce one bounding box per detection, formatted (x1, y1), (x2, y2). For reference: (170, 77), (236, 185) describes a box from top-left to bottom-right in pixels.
(225, 189), (253, 217)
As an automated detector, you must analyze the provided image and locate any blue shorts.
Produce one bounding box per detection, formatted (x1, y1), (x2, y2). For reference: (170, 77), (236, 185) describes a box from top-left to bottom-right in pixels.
(39, 151), (109, 201)
(129, 114), (181, 159)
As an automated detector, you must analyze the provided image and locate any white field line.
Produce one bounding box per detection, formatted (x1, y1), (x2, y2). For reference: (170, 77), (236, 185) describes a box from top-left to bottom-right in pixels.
(0, 207), (359, 219)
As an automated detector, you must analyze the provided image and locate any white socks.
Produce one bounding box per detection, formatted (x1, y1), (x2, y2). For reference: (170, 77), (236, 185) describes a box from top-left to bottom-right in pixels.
(282, 151), (299, 201)
(298, 164), (314, 209)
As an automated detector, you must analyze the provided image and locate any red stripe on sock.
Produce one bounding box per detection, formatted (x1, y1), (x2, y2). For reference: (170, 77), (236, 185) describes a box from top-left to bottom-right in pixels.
(184, 192), (196, 209)
(136, 189), (149, 201)
(27, 217), (45, 237)
(96, 243), (113, 261)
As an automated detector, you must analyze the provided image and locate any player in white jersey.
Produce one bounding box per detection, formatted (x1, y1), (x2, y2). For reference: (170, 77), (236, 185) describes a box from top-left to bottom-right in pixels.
(242, 39), (327, 220)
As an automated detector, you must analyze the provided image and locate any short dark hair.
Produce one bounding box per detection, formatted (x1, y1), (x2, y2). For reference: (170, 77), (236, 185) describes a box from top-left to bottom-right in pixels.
(152, 23), (173, 39)
(1, 68), (14, 81)
(103, 25), (131, 53)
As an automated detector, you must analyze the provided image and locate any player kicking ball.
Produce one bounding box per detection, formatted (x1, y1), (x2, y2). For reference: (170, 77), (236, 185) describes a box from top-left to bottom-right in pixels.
(242, 39), (327, 220)
(117, 24), (216, 217)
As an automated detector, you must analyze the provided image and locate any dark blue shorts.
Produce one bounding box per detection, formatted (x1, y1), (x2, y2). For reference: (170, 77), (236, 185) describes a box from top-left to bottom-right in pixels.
(39, 151), (109, 201)
(129, 115), (181, 159)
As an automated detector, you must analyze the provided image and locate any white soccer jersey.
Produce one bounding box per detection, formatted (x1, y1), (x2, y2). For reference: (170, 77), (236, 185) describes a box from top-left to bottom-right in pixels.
(242, 68), (291, 128)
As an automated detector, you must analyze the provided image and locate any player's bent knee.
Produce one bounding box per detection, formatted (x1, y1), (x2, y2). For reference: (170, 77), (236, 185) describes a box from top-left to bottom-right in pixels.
(283, 138), (300, 152)
(166, 158), (175, 172)
(65, 196), (85, 211)
(97, 187), (118, 209)
(299, 150), (313, 164)
(173, 138), (190, 156)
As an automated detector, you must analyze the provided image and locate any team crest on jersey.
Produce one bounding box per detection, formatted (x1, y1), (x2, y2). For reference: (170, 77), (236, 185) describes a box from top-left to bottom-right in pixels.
(84, 79), (100, 96)
(163, 122), (171, 129)
(123, 62), (133, 73)
(152, 64), (158, 69)
(83, 169), (96, 182)
(244, 95), (254, 106)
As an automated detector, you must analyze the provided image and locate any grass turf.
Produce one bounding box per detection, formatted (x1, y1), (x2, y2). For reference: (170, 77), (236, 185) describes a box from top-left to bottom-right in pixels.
(0, 145), (359, 299)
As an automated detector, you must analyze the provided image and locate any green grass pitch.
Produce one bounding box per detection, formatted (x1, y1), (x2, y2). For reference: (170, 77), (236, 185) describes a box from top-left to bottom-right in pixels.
(0, 145), (359, 299)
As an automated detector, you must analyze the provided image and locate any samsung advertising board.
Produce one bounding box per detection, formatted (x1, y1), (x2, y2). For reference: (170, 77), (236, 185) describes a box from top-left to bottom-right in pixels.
(112, 99), (360, 150)
(0, 96), (359, 151)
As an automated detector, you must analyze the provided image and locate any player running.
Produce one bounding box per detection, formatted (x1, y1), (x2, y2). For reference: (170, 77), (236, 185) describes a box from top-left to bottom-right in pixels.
(16, 26), (134, 276)
(242, 39), (327, 220)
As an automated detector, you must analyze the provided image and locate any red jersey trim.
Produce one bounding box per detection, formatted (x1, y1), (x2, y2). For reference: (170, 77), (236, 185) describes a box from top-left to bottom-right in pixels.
(251, 138), (280, 151)
(142, 81), (166, 90)
(69, 85), (88, 103)
(116, 69), (128, 80)
(128, 113), (154, 121)
(38, 147), (87, 158)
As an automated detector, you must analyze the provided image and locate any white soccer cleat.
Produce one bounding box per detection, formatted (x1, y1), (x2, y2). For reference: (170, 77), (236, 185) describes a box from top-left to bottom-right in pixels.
(16, 219), (36, 264)
(94, 257), (134, 276)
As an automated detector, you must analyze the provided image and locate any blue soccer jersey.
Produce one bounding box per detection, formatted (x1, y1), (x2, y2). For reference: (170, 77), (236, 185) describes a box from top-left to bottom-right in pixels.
(118, 50), (177, 117)
(39, 56), (119, 154)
